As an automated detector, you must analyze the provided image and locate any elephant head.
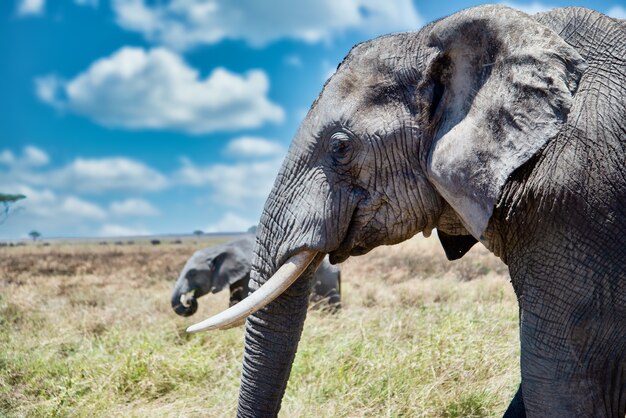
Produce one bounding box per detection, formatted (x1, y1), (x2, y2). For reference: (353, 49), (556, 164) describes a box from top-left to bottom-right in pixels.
(187, 5), (589, 416)
(171, 236), (253, 317)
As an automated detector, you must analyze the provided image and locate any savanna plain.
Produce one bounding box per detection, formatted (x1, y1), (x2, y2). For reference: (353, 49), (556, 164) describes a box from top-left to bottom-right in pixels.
(1, 234), (520, 417)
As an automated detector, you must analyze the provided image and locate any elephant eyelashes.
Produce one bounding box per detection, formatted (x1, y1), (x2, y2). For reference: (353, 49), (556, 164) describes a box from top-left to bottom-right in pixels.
(329, 131), (353, 163)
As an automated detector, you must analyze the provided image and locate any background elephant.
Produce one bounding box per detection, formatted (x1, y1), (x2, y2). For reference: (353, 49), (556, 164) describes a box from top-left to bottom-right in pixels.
(189, 5), (625, 417)
(171, 235), (341, 317)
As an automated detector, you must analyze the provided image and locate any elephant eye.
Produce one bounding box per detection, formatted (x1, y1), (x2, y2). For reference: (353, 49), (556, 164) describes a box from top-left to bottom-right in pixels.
(329, 131), (353, 163)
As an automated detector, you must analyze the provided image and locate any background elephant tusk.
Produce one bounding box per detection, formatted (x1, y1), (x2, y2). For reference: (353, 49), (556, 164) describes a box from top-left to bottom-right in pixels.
(186, 250), (318, 333)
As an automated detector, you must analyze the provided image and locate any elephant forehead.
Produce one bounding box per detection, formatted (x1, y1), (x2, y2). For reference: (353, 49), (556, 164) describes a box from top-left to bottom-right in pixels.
(186, 251), (211, 269)
(312, 77), (404, 126)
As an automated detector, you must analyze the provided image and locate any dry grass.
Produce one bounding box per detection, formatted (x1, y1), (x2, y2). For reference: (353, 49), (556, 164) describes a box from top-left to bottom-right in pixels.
(0, 234), (520, 417)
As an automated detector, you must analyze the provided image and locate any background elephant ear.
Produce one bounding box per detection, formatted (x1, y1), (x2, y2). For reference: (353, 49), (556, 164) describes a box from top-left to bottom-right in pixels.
(212, 248), (251, 292)
(425, 5), (587, 239)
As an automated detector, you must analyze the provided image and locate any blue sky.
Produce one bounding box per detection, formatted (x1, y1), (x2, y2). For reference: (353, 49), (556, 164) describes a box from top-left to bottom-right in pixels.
(1, 0), (623, 239)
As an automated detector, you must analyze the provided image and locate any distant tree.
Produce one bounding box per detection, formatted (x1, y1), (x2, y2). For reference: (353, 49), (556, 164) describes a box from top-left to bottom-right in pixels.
(193, 230), (204, 236)
(247, 225), (258, 234)
(28, 230), (41, 241)
(0, 193), (25, 225)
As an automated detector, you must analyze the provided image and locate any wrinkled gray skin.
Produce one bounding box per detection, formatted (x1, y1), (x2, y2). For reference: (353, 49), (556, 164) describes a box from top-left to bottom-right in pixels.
(171, 235), (340, 317)
(234, 5), (625, 418)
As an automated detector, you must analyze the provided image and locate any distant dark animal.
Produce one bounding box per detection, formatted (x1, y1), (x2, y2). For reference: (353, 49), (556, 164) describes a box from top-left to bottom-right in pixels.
(171, 235), (340, 317)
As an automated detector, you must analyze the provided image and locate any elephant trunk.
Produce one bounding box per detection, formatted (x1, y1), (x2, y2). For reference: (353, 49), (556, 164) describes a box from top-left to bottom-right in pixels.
(171, 277), (198, 317)
(236, 199), (326, 416)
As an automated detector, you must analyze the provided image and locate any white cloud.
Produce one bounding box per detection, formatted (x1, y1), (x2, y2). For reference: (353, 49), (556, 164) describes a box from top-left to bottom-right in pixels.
(206, 212), (256, 233)
(110, 198), (159, 216)
(607, 5), (626, 19)
(49, 157), (168, 193)
(0, 150), (16, 165)
(17, 0), (45, 16)
(176, 157), (281, 208)
(0, 146), (49, 167)
(500, 1), (554, 15)
(0, 146), (167, 195)
(23, 146), (49, 166)
(5, 184), (106, 221)
(36, 47), (284, 134)
(224, 137), (286, 158)
(98, 223), (151, 237)
(61, 196), (107, 220)
(35, 76), (63, 107)
(112, 0), (422, 50)
(284, 55), (303, 68)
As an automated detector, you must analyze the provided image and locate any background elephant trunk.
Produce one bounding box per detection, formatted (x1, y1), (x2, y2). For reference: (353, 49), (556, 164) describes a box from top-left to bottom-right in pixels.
(171, 277), (198, 317)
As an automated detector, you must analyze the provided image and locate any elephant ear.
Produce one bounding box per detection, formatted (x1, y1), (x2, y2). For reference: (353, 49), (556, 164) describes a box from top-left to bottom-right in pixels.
(425, 5), (587, 240)
(212, 249), (251, 293)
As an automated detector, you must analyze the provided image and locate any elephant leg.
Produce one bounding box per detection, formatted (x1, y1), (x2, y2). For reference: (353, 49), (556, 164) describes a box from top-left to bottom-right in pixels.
(520, 305), (626, 417)
(229, 274), (250, 307)
(502, 384), (526, 418)
(311, 273), (341, 311)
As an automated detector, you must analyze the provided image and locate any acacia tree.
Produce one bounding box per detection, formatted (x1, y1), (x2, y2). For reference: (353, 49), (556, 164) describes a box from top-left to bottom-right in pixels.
(193, 230), (204, 236)
(28, 230), (41, 241)
(0, 193), (25, 225)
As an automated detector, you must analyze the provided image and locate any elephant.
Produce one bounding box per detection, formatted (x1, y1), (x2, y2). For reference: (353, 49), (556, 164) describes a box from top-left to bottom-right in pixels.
(187, 5), (625, 417)
(171, 235), (341, 317)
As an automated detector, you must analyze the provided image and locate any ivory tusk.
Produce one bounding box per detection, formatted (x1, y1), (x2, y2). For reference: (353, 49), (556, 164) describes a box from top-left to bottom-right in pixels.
(186, 250), (318, 333)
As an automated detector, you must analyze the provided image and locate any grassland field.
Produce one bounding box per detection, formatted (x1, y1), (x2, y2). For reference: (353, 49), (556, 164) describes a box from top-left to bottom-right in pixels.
(0, 234), (520, 417)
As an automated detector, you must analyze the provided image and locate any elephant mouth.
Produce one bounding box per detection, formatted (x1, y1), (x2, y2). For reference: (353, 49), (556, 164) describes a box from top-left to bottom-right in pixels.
(172, 290), (198, 317)
(329, 243), (370, 264)
(328, 203), (378, 264)
(172, 297), (198, 317)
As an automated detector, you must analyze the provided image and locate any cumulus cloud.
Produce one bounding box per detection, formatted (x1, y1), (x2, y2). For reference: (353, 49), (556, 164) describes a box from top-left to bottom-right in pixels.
(0, 150), (16, 165)
(607, 5), (626, 19)
(206, 212), (256, 233)
(500, 1), (554, 14)
(0, 146), (49, 167)
(176, 157), (281, 208)
(48, 157), (168, 193)
(17, 0), (45, 16)
(35, 47), (284, 134)
(110, 198), (159, 216)
(224, 137), (286, 158)
(112, 0), (422, 50)
(61, 196), (108, 220)
(98, 224), (151, 237)
(0, 147), (167, 194)
(22, 146), (49, 166)
(6, 184), (106, 221)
